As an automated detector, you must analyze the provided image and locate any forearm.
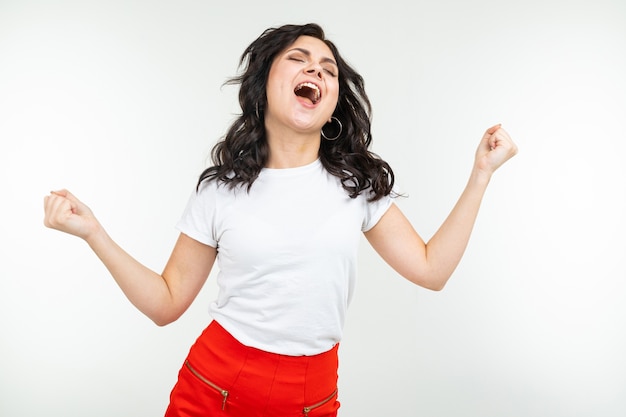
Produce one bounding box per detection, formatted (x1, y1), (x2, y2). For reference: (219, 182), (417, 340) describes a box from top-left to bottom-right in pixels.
(44, 189), (213, 325)
(85, 225), (174, 324)
(366, 125), (516, 291)
(424, 168), (491, 287)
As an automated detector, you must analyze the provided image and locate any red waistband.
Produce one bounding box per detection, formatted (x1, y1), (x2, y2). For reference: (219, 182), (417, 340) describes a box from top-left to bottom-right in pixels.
(186, 320), (339, 398)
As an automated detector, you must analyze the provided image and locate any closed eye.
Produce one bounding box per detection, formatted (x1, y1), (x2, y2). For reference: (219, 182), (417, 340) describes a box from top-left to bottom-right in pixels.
(289, 56), (305, 62)
(286, 50), (338, 77)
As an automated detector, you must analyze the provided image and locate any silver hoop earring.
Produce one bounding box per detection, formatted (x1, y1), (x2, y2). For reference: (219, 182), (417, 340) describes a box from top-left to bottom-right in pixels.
(321, 117), (342, 141)
(255, 102), (261, 120)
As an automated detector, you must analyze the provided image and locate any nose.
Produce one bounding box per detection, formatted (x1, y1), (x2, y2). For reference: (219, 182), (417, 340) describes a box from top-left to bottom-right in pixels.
(305, 65), (323, 79)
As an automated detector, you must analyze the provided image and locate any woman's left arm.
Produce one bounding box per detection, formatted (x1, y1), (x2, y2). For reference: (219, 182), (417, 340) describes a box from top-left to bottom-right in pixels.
(364, 124), (518, 290)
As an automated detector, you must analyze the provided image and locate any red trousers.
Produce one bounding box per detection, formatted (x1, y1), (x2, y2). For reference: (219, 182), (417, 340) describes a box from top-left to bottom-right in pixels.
(165, 321), (340, 417)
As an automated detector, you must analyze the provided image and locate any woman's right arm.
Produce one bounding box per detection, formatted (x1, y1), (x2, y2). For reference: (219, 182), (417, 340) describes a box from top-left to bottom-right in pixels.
(43, 189), (216, 326)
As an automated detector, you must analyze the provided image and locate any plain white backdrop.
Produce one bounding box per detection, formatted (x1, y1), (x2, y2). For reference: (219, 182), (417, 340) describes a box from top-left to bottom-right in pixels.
(1, 0), (625, 416)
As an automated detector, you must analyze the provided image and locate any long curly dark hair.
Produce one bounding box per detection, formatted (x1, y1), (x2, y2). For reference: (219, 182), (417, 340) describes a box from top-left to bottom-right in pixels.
(197, 23), (394, 201)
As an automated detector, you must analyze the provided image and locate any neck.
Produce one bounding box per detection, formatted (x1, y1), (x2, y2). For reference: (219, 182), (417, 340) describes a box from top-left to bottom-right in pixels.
(265, 128), (321, 169)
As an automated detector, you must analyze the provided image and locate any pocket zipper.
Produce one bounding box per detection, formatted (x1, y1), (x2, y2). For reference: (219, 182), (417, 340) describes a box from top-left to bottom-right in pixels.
(185, 360), (229, 410)
(303, 388), (338, 417)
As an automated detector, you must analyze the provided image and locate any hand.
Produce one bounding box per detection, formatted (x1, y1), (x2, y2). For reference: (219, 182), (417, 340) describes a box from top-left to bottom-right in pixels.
(474, 124), (518, 175)
(43, 189), (100, 240)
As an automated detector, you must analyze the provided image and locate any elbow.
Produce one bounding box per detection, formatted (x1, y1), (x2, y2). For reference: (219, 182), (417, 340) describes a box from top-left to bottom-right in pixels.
(405, 271), (449, 291)
(153, 318), (174, 327)
(427, 273), (452, 291)
(147, 291), (196, 326)
(151, 311), (183, 327)
(147, 298), (188, 326)
(424, 280), (447, 292)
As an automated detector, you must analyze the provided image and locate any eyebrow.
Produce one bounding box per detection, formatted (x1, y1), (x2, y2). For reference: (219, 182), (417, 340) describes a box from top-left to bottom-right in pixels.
(287, 47), (338, 67)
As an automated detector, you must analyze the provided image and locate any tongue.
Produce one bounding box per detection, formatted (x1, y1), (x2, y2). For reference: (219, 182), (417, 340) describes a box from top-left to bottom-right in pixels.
(296, 95), (314, 105)
(295, 86), (317, 104)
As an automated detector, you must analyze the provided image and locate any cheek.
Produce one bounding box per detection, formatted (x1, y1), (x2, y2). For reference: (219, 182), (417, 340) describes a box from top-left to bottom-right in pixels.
(266, 65), (286, 97)
(327, 77), (339, 97)
(326, 85), (340, 109)
(265, 77), (286, 107)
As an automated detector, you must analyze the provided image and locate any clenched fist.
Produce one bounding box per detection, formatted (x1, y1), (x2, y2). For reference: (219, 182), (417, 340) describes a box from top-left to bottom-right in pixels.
(43, 190), (100, 241)
(474, 124), (518, 174)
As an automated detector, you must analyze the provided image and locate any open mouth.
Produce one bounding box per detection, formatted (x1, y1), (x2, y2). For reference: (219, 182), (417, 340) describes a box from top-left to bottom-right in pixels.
(294, 82), (321, 104)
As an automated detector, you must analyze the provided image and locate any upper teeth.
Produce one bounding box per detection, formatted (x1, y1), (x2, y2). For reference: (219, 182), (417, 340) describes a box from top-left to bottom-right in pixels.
(296, 82), (321, 101)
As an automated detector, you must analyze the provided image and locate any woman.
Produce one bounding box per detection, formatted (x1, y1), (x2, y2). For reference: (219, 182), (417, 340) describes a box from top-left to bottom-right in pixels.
(43, 23), (517, 417)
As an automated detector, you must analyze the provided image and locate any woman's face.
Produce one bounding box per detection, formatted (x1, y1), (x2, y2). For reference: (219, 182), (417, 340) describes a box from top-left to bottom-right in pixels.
(265, 35), (340, 135)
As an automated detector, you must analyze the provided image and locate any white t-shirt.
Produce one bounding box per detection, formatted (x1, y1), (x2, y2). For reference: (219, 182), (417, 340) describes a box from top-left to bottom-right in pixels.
(176, 158), (393, 355)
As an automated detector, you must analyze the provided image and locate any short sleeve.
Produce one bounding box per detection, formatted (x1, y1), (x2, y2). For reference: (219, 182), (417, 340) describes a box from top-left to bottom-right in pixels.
(175, 181), (219, 247)
(361, 192), (395, 232)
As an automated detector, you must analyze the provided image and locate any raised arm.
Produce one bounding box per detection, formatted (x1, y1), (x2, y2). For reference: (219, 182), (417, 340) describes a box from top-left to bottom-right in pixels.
(43, 190), (216, 325)
(364, 124), (517, 290)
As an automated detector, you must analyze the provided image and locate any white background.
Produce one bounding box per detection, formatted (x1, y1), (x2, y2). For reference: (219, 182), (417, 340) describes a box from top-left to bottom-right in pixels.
(1, 0), (625, 416)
